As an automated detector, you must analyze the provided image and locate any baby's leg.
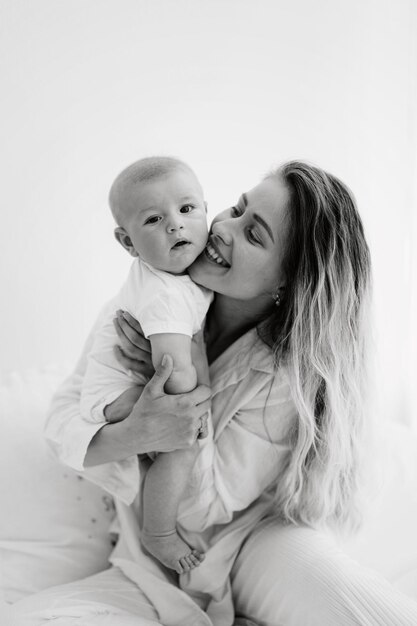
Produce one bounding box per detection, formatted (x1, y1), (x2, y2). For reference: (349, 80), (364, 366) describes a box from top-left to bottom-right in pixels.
(141, 443), (205, 574)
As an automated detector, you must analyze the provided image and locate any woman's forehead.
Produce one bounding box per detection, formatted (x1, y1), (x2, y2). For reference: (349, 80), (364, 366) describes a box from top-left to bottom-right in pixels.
(245, 177), (290, 229)
(247, 176), (289, 207)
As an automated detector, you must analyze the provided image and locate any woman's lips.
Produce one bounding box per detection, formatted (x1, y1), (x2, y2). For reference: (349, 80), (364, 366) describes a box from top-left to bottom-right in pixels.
(204, 241), (230, 267)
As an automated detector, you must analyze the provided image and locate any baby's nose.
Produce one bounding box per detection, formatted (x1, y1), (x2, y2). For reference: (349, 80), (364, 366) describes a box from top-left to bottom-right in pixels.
(166, 217), (184, 232)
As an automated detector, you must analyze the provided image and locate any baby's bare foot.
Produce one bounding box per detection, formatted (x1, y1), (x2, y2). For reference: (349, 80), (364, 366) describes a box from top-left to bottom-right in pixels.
(142, 529), (205, 574)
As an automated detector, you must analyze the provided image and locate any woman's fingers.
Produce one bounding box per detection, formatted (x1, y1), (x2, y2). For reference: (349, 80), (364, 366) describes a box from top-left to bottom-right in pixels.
(188, 383), (212, 408)
(113, 317), (151, 361)
(112, 345), (138, 371)
(192, 329), (205, 344)
(146, 354), (174, 397)
(116, 310), (151, 351)
(197, 412), (209, 439)
(118, 309), (143, 331)
(183, 388), (211, 441)
(113, 345), (154, 378)
(113, 318), (137, 356)
(130, 379), (212, 451)
(113, 319), (142, 359)
(113, 311), (153, 373)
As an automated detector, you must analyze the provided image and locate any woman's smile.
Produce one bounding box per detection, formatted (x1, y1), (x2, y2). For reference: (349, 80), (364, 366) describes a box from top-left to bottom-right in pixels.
(204, 238), (231, 267)
(190, 176), (289, 301)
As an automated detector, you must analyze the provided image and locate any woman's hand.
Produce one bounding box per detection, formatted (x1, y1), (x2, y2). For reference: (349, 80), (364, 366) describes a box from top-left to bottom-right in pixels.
(191, 329), (210, 386)
(104, 385), (144, 423)
(113, 309), (154, 378)
(122, 354), (211, 453)
(113, 309), (211, 441)
(85, 354), (212, 466)
(191, 329), (210, 438)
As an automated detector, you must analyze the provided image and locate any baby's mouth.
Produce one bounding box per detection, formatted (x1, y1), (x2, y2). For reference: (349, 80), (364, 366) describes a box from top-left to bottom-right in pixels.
(171, 239), (191, 250)
(205, 241), (230, 267)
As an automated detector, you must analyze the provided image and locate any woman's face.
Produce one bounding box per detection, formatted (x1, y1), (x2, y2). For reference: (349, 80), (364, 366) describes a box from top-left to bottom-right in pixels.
(189, 176), (290, 300)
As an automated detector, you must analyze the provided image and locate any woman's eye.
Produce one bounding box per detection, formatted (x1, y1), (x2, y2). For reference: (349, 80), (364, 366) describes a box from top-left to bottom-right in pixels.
(180, 204), (194, 213)
(231, 205), (243, 217)
(246, 227), (261, 245)
(144, 216), (161, 225)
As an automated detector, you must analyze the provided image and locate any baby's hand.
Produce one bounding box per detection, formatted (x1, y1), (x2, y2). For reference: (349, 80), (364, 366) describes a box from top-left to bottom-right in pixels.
(104, 386), (144, 423)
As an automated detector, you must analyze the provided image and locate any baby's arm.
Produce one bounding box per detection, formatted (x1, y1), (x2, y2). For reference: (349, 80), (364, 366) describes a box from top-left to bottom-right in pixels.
(149, 333), (197, 394)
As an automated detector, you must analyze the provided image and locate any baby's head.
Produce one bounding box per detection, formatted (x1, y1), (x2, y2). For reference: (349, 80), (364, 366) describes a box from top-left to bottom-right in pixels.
(109, 157), (208, 275)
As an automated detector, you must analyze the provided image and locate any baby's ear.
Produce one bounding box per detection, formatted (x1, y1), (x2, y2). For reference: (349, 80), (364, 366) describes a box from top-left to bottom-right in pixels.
(114, 227), (138, 257)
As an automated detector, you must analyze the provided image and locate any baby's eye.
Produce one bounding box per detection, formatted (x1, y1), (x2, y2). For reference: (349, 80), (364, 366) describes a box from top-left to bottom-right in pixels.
(180, 204), (194, 213)
(144, 216), (162, 225)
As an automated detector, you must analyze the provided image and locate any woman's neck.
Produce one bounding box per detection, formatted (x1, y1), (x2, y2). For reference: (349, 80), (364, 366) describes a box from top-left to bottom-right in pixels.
(205, 294), (272, 364)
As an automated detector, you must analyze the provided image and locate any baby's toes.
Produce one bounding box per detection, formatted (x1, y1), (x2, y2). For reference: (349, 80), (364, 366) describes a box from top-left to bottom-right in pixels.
(174, 560), (184, 575)
(191, 552), (207, 568)
(188, 553), (199, 568)
(179, 556), (191, 572)
(184, 554), (199, 569)
(192, 549), (205, 563)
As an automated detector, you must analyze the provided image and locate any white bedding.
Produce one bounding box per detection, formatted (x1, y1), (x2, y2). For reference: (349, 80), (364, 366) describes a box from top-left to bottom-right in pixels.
(0, 369), (115, 604)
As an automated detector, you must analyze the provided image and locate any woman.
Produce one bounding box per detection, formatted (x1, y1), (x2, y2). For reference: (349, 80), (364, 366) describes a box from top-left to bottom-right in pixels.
(14, 161), (417, 625)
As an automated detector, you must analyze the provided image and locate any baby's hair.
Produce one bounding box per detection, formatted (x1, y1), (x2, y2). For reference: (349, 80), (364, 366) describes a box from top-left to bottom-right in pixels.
(109, 156), (200, 226)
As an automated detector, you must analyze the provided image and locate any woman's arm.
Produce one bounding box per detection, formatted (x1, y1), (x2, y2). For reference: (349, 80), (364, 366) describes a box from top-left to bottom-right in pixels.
(45, 306), (211, 471)
(85, 355), (211, 465)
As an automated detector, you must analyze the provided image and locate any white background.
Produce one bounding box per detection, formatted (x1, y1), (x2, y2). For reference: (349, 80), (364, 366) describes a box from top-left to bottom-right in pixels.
(0, 0), (416, 424)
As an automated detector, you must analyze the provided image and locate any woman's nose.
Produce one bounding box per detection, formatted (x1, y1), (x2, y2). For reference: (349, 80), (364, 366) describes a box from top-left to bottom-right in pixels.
(211, 219), (232, 246)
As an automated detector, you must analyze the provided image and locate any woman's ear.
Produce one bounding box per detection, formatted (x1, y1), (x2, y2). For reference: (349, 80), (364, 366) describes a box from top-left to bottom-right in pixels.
(114, 227), (139, 257)
(272, 284), (286, 307)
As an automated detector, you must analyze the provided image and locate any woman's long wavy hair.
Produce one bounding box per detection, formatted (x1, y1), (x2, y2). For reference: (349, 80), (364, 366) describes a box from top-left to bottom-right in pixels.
(263, 161), (372, 532)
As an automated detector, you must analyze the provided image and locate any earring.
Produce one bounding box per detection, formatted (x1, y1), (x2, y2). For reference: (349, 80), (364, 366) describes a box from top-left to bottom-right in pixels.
(272, 292), (281, 307)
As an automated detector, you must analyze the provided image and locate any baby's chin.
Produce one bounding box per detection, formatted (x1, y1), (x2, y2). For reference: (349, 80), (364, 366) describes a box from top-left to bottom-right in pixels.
(156, 257), (199, 276)
(145, 243), (207, 275)
(168, 249), (206, 275)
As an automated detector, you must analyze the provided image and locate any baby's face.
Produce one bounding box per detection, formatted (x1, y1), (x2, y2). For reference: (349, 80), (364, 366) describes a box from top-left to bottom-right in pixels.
(120, 170), (208, 274)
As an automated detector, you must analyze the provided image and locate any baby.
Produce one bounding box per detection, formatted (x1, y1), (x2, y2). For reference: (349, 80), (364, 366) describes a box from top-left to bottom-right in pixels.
(80, 156), (212, 574)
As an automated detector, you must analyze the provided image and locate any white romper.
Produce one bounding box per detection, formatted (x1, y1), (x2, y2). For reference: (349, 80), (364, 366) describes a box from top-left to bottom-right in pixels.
(80, 258), (212, 424)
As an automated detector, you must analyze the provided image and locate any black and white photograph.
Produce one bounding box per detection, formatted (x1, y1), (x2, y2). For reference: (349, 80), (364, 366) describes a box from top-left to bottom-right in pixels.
(1, 1), (416, 624)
